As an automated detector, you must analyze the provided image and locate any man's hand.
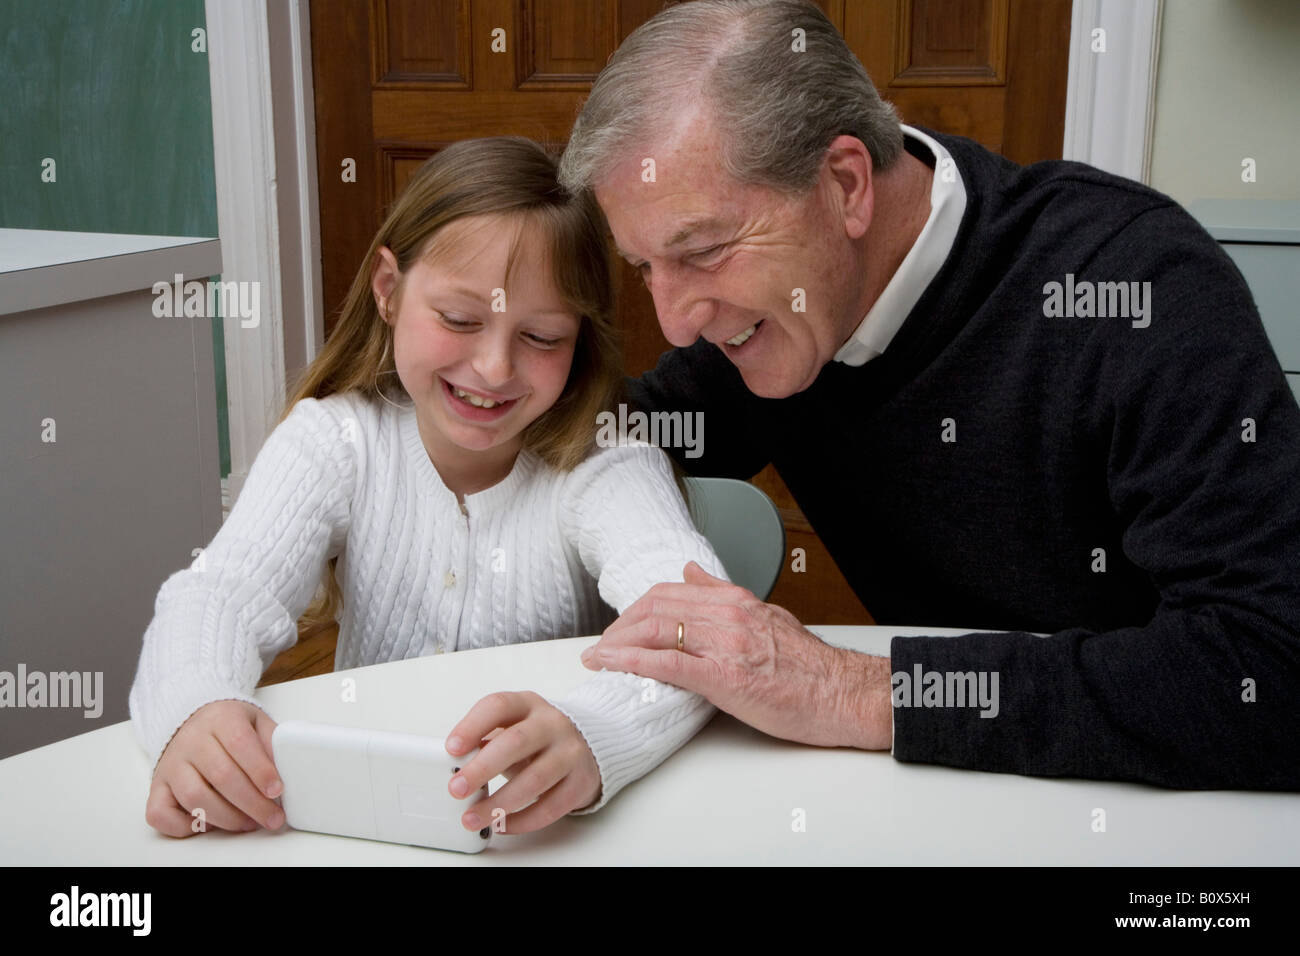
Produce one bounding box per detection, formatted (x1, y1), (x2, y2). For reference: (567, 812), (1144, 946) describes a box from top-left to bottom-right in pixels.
(581, 561), (893, 750)
(445, 691), (602, 834)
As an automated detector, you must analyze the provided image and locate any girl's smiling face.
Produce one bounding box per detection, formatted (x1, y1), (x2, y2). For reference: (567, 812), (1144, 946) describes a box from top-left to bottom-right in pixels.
(372, 213), (581, 479)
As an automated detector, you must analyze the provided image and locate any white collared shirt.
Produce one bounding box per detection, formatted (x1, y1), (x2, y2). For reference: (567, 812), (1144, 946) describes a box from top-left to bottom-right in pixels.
(833, 124), (967, 366)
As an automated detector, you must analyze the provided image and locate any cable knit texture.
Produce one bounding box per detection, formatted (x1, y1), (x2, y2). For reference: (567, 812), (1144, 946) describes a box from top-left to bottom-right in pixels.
(128, 389), (730, 814)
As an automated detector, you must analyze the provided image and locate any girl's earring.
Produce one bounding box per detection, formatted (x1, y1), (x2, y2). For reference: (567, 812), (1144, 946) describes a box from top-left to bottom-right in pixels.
(373, 316), (413, 411)
(374, 360), (412, 410)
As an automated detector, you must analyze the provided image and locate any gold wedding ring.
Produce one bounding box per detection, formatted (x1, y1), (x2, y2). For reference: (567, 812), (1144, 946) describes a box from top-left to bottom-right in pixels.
(677, 621), (685, 652)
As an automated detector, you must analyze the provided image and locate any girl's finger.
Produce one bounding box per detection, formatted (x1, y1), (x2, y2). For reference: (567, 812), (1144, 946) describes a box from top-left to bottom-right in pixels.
(250, 708), (281, 793)
(170, 759), (260, 833)
(205, 733), (285, 830)
(499, 773), (594, 834)
(445, 692), (532, 757)
(450, 716), (547, 803)
(501, 754), (533, 781)
(144, 778), (200, 838)
(463, 749), (568, 832)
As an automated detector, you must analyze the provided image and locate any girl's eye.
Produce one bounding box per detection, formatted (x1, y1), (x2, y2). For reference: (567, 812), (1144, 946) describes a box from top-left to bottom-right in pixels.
(438, 310), (563, 346)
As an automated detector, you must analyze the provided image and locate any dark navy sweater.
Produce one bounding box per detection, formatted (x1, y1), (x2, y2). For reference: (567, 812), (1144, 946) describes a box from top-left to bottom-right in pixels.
(626, 129), (1300, 790)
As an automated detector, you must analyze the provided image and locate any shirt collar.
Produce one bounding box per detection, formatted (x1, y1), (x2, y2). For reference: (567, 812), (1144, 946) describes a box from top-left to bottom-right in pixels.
(833, 124), (967, 366)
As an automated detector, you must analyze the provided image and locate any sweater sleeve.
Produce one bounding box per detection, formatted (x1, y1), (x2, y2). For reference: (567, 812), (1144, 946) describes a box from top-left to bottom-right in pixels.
(548, 440), (732, 813)
(889, 206), (1300, 789)
(128, 396), (356, 770)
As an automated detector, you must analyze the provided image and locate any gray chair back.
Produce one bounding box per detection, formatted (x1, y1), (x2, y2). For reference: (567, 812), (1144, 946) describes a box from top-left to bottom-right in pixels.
(683, 477), (786, 601)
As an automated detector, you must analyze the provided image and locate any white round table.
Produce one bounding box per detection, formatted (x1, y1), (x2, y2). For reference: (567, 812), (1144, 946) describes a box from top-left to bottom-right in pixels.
(1, 627), (1294, 864)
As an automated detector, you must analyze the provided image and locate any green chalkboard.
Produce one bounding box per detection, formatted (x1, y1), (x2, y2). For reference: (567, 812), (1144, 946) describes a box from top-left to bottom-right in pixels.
(0, 0), (218, 236)
(0, 0), (227, 475)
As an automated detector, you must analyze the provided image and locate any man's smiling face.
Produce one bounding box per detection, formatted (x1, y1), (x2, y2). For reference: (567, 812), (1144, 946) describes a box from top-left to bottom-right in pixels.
(594, 108), (866, 398)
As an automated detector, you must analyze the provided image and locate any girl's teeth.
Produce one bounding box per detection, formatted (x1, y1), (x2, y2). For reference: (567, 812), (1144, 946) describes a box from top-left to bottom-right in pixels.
(453, 386), (503, 408)
(727, 323), (758, 346)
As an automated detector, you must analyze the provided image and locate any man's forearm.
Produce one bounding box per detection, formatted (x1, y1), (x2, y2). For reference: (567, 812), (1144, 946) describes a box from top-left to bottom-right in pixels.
(887, 616), (1300, 790)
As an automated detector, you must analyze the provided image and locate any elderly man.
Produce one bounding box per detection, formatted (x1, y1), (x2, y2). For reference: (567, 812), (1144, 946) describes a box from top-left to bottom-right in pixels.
(561, 0), (1300, 788)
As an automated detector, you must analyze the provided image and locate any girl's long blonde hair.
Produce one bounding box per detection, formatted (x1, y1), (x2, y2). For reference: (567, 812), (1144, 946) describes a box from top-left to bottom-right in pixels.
(284, 136), (624, 633)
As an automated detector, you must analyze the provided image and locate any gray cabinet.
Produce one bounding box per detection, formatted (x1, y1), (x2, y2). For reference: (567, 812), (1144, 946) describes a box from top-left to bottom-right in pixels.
(1188, 199), (1300, 406)
(0, 230), (222, 758)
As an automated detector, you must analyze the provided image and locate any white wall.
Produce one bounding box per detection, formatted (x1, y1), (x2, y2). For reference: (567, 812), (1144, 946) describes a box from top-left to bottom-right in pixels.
(1148, 0), (1300, 204)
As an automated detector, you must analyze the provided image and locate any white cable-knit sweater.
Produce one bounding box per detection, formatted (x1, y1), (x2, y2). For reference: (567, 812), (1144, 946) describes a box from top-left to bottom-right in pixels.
(128, 389), (728, 814)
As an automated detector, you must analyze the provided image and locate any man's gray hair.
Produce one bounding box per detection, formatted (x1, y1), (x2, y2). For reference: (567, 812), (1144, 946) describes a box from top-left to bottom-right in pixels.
(558, 0), (904, 196)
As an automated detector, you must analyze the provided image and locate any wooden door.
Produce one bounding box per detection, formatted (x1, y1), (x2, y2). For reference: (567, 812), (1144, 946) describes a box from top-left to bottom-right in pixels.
(308, 0), (1072, 629)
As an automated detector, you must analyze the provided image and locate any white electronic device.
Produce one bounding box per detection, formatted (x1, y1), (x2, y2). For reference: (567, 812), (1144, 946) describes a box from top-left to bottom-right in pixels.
(271, 720), (492, 853)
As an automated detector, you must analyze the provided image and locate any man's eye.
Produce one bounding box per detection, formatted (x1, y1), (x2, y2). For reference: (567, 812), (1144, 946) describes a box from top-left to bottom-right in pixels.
(690, 245), (725, 263)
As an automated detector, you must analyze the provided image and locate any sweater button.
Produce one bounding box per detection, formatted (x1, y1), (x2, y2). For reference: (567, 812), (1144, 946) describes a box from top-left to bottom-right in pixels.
(444, 570), (456, 588)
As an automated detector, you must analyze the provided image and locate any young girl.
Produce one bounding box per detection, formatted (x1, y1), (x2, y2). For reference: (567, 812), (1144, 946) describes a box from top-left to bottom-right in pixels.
(129, 137), (730, 839)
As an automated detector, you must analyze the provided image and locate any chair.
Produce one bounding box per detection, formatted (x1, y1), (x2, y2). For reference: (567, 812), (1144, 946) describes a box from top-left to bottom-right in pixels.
(682, 477), (786, 601)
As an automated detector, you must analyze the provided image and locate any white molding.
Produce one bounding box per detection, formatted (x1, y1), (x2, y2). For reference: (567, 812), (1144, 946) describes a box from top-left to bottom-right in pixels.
(1063, 0), (1163, 183)
(207, 0), (324, 513)
(206, 0), (286, 505)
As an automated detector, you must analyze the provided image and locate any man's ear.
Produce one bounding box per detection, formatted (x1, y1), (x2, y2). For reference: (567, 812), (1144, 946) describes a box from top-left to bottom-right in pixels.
(823, 135), (873, 241)
(371, 246), (401, 324)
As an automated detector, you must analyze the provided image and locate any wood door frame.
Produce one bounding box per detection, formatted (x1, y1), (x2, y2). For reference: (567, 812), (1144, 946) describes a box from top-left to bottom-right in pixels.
(209, 0), (1161, 511)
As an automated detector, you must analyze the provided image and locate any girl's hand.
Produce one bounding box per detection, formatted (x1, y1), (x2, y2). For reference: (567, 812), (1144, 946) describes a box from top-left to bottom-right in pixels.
(145, 700), (284, 837)
(445, 691), (600, 834)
